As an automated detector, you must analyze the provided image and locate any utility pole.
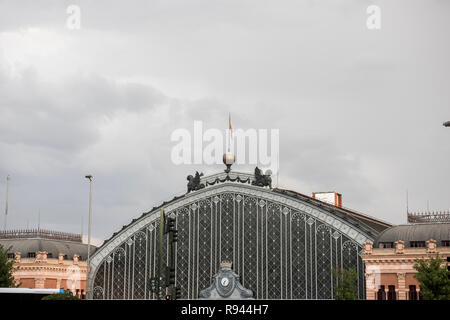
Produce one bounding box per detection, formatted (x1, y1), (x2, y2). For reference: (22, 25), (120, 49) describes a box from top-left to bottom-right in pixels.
(3, 175), (10, 231)
(152, 208), (180, 300)
(166, 216), (178, 300)
(85, 174), (93, 297)
(158, 208), (165, 300)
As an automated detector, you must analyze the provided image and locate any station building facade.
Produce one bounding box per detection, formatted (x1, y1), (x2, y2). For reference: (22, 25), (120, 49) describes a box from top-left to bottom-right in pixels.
(88, 169), (391, 300)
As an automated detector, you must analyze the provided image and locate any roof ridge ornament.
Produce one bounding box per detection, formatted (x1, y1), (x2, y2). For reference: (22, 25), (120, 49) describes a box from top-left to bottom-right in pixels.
(187, 171), (205, 193)
(223, 153), (235, 174)
(252, 167), (272, 189)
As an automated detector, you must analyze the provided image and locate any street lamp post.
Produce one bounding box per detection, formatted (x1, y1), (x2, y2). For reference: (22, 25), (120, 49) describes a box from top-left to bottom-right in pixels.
(85, 174), (93, 297)
(3, 175), (10, 231)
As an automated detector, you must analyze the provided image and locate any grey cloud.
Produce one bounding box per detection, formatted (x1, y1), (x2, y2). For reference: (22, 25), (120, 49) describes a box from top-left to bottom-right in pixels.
(0, 66), (166, 150)
(0, 0), (449, 241)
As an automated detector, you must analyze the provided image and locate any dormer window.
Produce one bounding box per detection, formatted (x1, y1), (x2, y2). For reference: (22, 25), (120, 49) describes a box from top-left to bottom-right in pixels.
(410, 241), (426, 248)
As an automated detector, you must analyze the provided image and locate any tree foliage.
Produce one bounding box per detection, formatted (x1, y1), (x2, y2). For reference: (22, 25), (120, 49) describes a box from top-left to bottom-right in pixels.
(413, 254), (450, 300)
(41, 292), (80, 300)
(0, 244), (18, 288)
(333, 267), (359, 300)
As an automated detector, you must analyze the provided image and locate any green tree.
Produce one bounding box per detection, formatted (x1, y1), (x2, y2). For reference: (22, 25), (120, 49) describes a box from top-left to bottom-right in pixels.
(42, 292), (80, 300)
(333, 267), (359, 300)
(413, 254), (450, 300)
(0, 244), (18, 287)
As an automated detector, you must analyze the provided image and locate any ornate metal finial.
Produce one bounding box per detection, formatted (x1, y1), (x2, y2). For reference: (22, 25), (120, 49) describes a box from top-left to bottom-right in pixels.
(223, 153), (235, 174)
(252, 167), (272, 189)
(186, 171), (205, 193)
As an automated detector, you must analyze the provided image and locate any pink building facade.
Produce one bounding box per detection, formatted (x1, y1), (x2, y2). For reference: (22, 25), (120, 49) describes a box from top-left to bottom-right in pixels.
(1, 229), (94, 299)
(362, 223), (450, 300)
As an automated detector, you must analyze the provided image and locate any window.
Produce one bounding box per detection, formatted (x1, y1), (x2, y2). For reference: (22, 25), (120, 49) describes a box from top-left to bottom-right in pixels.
(63, 254), (68, 260)
(442, 240), (450, 247)
(47, 253), (53, 258)
(410, 241), (426, 248)
(377, 285), (386, 300)
(388, 285), (396, 300)
(7, 253), (14, 259)
(27, 252), (36, 258)
(378, 242), (394, 248)
(409, 285), (417, 300)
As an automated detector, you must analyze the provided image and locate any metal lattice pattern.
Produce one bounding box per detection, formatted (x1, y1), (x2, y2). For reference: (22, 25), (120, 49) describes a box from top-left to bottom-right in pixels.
(132, 231), (147, 299)
(267, 202), (281, 299)
(242, 197), (257, 296)
(197, 200), (212, 295)
(316, 224), (332, 299)
(92, 191), (366, 299)
(291, 211), (306, 299)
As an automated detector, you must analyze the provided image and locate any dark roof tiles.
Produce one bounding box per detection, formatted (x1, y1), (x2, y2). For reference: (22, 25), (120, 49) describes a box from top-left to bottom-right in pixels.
(375, 223), (450, 247)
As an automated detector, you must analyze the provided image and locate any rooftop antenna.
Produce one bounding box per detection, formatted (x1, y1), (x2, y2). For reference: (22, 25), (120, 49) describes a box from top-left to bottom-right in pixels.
(277, 148), (280, 188)
(406, 189), (409, 223)
(228, 112), (232, 153)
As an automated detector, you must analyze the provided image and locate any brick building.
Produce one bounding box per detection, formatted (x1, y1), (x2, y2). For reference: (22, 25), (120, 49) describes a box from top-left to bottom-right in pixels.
(362, 223), (450, 300)
(0, 229), (95, 298)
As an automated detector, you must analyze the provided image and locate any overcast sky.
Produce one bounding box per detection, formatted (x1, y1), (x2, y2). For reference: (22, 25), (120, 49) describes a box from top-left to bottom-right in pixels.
(0, 0), (449, 245)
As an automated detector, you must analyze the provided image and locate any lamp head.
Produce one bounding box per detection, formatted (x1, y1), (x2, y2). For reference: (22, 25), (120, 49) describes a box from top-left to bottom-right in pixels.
(85, 175), (93, 180)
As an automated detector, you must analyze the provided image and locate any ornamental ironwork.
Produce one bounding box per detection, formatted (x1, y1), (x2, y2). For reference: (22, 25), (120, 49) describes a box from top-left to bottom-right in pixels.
(89, 183), (370, 300)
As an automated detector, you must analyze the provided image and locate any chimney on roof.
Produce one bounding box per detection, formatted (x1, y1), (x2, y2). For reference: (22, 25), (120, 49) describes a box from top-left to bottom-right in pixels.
(312, 192), (343, 208)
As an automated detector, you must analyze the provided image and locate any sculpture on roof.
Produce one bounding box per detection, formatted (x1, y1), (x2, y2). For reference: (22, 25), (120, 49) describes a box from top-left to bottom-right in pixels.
(187, 171), (205, 193)
(252, 167), (272, 189)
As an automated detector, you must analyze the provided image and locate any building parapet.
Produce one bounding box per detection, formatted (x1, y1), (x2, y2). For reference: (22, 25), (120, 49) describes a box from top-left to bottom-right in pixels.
(0, 229), (82, 242)
(407, 210), (450, 223)
(362, 240), (450, 257)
